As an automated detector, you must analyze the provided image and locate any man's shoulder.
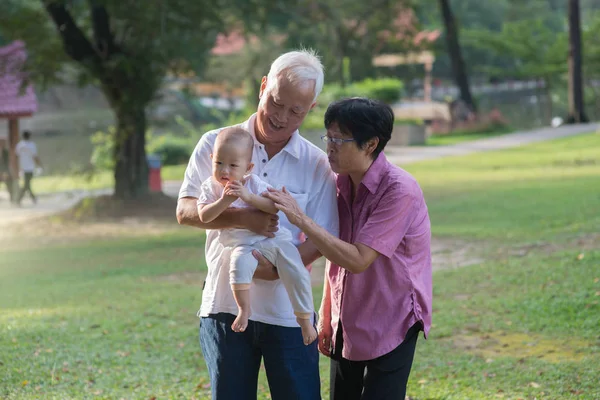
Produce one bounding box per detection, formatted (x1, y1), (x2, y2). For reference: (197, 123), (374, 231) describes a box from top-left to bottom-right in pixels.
(295, 134), (329, 166)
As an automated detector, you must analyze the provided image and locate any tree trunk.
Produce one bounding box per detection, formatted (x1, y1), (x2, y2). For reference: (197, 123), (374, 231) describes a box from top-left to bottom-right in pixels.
(567, 0), (588, 123)
(439, 0), (477, 113)
(544, 79), (553, 125)
(113, 105), (148, 199)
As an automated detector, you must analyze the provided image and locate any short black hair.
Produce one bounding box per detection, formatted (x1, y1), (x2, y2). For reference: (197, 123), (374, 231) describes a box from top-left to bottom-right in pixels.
(23, 131), (31, 140)
(324, 97), (394, 159)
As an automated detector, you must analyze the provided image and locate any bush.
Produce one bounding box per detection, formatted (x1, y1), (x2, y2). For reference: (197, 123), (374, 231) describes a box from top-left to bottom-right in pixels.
(350, 78), (404, 104)
(90, 116), (203, 171)
(301, 78), (404, 131)
(147, 133), (195, 166)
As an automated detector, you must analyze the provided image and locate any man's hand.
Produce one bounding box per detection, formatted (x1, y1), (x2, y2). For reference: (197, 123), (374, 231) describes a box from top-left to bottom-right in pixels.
(252, 250), (279, 280)
(243, 208), (279, 238)
(317, 316), (333, 357)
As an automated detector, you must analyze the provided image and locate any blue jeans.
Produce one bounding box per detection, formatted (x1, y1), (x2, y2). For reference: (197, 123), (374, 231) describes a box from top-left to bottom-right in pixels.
(199, 313), (321, 400)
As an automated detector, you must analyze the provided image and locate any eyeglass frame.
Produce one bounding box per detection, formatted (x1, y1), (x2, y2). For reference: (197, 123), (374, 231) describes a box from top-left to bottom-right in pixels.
(321, 135), (356, 146)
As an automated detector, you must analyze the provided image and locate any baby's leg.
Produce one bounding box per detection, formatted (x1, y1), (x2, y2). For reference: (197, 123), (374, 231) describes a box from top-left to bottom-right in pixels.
(231, 283), (251, 332)
(229, 246), (258, 333)
(259, 240), (317, 345)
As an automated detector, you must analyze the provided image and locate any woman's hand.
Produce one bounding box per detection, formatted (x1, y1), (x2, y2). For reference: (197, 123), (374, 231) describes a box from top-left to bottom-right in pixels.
(264, 187), (306, 227)
(317, 316), (333, 357)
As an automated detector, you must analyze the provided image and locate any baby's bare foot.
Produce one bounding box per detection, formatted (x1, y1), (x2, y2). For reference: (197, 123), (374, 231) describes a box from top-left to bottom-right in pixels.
(232, 311), (250, 332)
(297, 318), (318, 345)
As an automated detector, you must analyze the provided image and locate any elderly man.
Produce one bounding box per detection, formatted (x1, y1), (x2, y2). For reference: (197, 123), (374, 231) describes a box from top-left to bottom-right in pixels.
(176, 50), (338, 400)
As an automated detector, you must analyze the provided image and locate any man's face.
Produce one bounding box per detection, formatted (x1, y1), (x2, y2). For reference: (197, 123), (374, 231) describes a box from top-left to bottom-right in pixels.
(255, 75), (315, 148)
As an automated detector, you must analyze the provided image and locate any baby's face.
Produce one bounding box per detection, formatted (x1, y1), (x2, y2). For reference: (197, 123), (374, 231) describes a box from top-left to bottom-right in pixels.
(211, 142), (253, 186)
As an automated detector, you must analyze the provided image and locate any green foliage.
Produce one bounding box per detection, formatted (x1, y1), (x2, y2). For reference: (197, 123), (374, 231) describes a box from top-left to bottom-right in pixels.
(90, 117), (204, 171)
(146, 134), (194, 167)
(303, 78), (404, 130)
(90, 127), (116, 171)
(462, 18), (568, 81)
(350, 78), (404, 103)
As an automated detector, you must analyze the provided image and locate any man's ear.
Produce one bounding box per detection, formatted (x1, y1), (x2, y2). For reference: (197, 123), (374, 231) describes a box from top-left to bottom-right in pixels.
(247, 162), (255, 173)
(258, 76), (268, 99)
(309, 102), (317, 111)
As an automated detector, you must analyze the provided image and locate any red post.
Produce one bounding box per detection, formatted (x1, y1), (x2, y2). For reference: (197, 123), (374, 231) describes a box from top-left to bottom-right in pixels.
(147, 154), (162, 192)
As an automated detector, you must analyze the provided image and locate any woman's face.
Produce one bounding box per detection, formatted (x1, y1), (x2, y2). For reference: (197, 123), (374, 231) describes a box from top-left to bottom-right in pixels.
(325, 122), (374, 176)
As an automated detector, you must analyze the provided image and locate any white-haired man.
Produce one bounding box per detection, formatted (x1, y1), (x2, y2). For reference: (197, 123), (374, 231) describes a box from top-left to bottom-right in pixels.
(177, 50), (338, 399)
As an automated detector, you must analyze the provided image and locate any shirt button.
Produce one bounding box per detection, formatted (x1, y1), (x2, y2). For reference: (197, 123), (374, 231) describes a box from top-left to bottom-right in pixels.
(259, 146), (262, 150)
(263, 173), (267, 177)
(262, 159), (266, 163)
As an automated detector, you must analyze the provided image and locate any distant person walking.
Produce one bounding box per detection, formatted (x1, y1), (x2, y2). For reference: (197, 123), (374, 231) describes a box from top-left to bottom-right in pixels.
(0, 139), (14, 202)
(15, 131), (42, 205)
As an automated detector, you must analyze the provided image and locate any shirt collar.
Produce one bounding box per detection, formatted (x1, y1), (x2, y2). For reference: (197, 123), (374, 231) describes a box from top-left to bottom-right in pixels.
(243, 113), (301, 160)
(336, 152), (388, 203)
(361, 152), (388, 194)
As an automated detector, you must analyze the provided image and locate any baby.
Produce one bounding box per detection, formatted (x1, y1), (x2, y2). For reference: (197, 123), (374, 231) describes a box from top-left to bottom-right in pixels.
(197, 127), (317, 345)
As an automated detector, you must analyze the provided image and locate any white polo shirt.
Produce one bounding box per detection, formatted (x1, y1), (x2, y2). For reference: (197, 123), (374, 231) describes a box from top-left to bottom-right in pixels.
(179, 114), (339, 327)
(15, 140), (38, 173)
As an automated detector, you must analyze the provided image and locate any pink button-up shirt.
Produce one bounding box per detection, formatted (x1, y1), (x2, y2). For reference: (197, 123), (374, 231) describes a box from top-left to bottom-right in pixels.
(329, 153), (432, 361)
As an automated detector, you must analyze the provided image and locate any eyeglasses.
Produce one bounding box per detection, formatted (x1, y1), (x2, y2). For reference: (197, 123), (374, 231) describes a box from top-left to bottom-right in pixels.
(321, 135), (356, 146)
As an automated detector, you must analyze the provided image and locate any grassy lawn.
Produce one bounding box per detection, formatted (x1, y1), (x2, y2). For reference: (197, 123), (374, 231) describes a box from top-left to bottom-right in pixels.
(1, 132), (599, 399)
(424, 128), (513, 146)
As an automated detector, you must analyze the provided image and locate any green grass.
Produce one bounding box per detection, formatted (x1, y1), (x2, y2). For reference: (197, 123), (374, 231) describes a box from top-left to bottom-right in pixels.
(2, 132), (599, 399)
(425, 128), (513, 146)
(406, 132), (600, 242)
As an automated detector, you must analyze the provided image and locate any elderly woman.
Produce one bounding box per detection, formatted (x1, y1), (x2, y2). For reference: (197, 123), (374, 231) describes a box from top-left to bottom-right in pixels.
(265, 98), (432, 400)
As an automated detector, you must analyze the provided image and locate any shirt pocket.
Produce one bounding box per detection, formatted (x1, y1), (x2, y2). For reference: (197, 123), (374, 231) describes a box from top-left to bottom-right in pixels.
(278, 191), (309, 241)
(287, 191), (309, 212)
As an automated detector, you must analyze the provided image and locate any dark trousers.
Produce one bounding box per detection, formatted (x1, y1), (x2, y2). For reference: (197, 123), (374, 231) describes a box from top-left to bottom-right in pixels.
(18, 172), (36, 204)
(330, 322), (421, 400)
(1, 174), (15, 202)
(200, 313), (321, 400)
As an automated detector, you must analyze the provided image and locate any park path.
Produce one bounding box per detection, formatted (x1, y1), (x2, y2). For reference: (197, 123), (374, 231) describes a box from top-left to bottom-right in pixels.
(1, 122), (598, 227)
(384, 121), (600, 165)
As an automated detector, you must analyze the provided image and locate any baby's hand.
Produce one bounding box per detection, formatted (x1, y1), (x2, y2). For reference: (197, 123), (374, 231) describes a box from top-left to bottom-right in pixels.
(224, 180), (249, 202)
(221, 182), (239, 201)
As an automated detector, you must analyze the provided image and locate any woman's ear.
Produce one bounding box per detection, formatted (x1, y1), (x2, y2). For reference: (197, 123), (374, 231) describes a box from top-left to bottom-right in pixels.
(367, 137), (379, 156)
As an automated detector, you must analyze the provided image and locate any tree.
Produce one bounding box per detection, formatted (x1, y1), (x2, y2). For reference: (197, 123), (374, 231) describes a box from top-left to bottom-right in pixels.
(0, 0), (239, 199)
(438, 0), (477, 113)
(283, 0), (411, 86)
(463, 19), (568, 123)
(567, 0), (588, 123)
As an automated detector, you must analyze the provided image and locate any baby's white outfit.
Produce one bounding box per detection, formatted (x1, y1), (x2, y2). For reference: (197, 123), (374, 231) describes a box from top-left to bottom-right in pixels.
(197, 174), (313, 316)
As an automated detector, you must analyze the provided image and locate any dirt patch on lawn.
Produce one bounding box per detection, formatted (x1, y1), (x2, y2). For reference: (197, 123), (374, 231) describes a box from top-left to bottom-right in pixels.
(0, 194), (183, 251)
(56, 193), (178, 222)
(448, 331), (591, 363)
